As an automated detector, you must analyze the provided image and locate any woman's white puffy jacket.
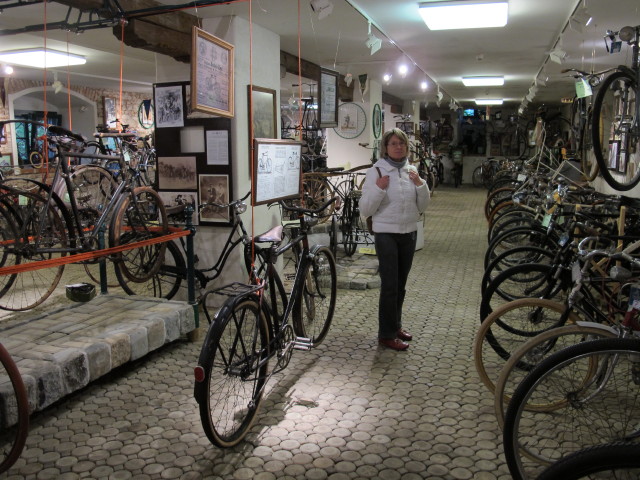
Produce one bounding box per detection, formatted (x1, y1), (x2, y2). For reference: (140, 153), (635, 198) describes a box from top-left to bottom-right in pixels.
(359, 158), (430, 234)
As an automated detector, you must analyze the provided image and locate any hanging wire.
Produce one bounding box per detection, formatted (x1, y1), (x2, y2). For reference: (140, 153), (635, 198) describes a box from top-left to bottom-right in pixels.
(66, 32), (72, 130)
(118, 19), (125, 131)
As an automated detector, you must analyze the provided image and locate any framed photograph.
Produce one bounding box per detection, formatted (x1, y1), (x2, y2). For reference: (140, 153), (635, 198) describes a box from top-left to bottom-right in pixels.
(157, 156), (197, 190)
(318, 67), (338, 128)
(155, 85), (185, 128)
(158, 191), (199, 226)
(199, 174), (230, 223)
(103, 97), (117, 127)
(252, 138), (302, 206)
(248, 85), (277, 142)
(191, 27), (234, 118)
(0, 153), (13, 172)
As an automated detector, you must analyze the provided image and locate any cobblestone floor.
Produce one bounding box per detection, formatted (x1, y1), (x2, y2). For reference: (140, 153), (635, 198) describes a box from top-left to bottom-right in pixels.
(3, 185), (511, 480)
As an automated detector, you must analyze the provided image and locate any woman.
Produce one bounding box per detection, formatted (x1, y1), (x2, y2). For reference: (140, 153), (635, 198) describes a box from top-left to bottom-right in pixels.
(360, 128), (430, 351)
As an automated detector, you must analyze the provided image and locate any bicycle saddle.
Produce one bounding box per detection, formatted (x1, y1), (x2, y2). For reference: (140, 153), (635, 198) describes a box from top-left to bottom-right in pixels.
(254, 225), (283, 243)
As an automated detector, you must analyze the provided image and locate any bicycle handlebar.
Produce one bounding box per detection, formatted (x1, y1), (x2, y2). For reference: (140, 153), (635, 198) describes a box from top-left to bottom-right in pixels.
(200, 191), (251, 210)
(279, 196), (336, 215)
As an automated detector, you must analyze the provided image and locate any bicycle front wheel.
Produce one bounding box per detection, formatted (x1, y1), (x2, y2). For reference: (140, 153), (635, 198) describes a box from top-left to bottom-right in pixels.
(293, 246), (336, 346)
(503, 338), (640, 479)
(110, 186), (168, 284)
(591, 71), (640, 191)
(0, 343), (29, 475)
(197, 297), (270, 448)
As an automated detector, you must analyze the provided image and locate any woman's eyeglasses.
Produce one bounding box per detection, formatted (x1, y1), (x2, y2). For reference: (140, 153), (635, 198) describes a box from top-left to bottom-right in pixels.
(387, 142), (406, 147)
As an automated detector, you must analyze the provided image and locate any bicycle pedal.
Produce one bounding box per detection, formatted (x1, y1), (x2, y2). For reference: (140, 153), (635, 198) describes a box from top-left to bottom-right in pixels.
(293, 336), (312, 350)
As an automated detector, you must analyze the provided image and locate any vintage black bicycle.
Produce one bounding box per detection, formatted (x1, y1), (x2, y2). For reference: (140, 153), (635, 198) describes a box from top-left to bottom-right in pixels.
(193, 197), (337, 448)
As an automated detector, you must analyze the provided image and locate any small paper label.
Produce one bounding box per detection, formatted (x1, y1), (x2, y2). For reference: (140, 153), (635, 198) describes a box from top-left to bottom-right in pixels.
(575, 78), (592, 98)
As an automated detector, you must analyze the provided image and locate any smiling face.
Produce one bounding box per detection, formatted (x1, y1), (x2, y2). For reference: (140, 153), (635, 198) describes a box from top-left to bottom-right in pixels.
(386, 134), (408, 161)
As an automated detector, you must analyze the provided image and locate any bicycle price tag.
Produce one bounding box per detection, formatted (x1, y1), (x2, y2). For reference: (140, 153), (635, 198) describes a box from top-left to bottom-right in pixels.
(18, 195), (27, 206)
(541, 214), (552, 228)
(575, 78), (592, 99)
(517, 173), (526, 182)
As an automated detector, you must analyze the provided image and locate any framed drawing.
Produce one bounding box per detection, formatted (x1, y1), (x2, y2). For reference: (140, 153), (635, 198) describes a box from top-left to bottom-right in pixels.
(154, 85), (184, 128)
(191, 27), (234, 118)
(103, 97), (117, 127)
(252, 139), (302, 206)
(158, 156), (197, 190)
(334, 102), (366, 139)
(0, 153), (13, 172)
(248, 85), (277, 143)
(199, 174), (230, 223)
(318, 67), (338, 128)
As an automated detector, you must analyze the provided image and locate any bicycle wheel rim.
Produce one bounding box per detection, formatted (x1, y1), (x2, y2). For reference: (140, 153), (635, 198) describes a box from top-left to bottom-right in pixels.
(198, 298), (270, 448)
(591, 71), (640, 191)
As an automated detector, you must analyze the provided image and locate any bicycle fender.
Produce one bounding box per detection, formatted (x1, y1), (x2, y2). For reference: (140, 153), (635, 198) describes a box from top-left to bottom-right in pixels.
(575, 321), (619, 336)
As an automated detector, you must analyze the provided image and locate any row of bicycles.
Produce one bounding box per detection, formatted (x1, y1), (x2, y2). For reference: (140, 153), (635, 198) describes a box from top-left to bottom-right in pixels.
(0, 119), (164, 312)
(473, 156), (640, 478)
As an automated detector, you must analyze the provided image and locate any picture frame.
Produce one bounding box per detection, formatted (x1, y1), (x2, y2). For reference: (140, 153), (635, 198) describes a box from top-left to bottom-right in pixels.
(318, 67), (338, 128)
(154, 84), (185, 128)
(103, 97), (117, 127)
(199, 174), (230, 223)
(191, 27), (234, 118)
(248, 85), (277, 143)
(0, 153), (13, 172)
(157, 156), (198, 190)
(252, 138), (302, 206)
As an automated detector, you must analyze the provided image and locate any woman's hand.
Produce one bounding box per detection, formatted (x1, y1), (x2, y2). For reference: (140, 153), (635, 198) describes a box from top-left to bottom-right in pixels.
(409, 170), (423, 186)
(376, 175), (390, 190)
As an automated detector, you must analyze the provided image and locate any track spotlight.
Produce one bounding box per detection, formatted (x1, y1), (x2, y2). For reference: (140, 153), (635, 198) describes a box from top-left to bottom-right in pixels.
(310, 0), (333, 20)
(365, 21), (382, 55)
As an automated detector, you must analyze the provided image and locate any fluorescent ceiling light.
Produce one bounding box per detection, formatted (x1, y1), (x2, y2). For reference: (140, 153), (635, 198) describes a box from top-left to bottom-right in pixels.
(475, 99), (503, 105)
(418, 1), (508, 30)
(462, 76), (504, 86)
(0, 49), (86, 68)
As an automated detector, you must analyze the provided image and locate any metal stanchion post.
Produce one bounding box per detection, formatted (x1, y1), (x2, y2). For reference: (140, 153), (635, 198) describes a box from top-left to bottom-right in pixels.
(98, 224), (108, 295)
(184, 205), (198, 328)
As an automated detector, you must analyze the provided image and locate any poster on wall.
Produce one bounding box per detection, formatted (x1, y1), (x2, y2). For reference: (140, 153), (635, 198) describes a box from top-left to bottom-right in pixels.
(199, 174), (230, 223)
(252, 139), (302, 206)
(205, 130), (230, 165)
(318, 68), (338, 128)
(155, 85), (184, 128)
(158, 156), (197, 190)
(191, 27), (234, 118)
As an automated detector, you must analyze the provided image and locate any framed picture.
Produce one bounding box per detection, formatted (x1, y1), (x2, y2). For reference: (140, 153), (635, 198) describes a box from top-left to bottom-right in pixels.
(157, 156), (197, 190)
(318, 67), (338, 128)
(252, 138), (302, 206)
(0, 153), (13, 172)
(158, 191), (199, 226)
(103, 97), (117, 127)
(199, 174), (230, 223)
(154, 85), (184, 128)
(248, 85), (277, 142)
(191, 27), (234, 118)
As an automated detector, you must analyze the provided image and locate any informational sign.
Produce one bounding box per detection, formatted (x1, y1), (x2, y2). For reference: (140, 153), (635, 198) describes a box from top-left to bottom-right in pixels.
(252, 139), (302, 206)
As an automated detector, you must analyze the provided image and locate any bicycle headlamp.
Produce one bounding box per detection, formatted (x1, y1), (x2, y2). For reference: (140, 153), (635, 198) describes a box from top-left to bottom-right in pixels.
(236, 202), (248, 215)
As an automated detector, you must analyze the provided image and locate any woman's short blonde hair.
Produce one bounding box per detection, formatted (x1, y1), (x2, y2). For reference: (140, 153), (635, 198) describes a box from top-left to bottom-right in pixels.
(380, 128), (410, 158)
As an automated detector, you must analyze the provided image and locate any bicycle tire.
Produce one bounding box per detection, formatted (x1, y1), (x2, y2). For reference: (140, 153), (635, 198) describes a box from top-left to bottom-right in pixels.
(535, 442), (640, 480)
(303, 176), (334, 223)
(341, 196), (358, 257)
(484, 225), (559, 271)
(472, 165), (484, 188)
(140, 151), (157, 188)
(117, 239), (184, 299)
(579, 107), (600, 182)
(494, 323), (616, 427)
(196, 297), (270, 448)
(481, 245), (555, 296)
(591, 70), (640, 191)
(488, 210), (538, 243)
(110, 186), (168, 284)
(293, 246), (336, 346)
(484, 186), (515, 220)
(0, 190), (68, 311)
(329, 215), (338, 258)
(0, 343), (29, 475)
(473, 298), (579, 396)
(503, 338), (640, 479)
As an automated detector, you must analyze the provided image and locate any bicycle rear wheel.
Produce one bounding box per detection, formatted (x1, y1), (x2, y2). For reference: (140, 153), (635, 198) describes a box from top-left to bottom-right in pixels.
(196, 297), (270, 448)
(110, 186), (168, 284)
(591, 71), (640, 191)
(340, 195), (358, 257)
(0, 343), (29, 475)
(293, 246), (336, 346)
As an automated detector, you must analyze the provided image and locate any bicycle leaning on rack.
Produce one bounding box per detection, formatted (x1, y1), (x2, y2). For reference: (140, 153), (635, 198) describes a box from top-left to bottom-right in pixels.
(193, 197), (337, 448)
